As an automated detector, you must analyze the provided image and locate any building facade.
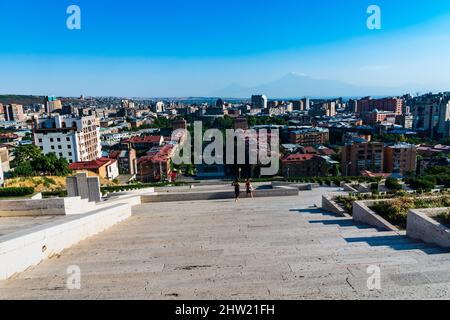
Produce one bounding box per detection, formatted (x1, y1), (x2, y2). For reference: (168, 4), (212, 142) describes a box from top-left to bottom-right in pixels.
(4, 104), (25, 122)
(341, 141), (384, 176)
(289, 127), (329, 146)
(281, 154), (329, 177)
(384, 143), (417, 175)
(251, 95), (268, 110)
(412, 93), (450, 139)
(358, 97), (404, 115)
(33, 115), (102, 163)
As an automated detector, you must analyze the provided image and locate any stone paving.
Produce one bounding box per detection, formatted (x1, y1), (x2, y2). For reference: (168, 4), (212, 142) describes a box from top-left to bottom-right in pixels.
(1, 187), (450, 300)
(0, 216), (63, 237)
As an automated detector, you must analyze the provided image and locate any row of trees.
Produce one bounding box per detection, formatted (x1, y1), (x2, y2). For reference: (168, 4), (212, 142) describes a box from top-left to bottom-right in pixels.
(12, 145), (71, 177)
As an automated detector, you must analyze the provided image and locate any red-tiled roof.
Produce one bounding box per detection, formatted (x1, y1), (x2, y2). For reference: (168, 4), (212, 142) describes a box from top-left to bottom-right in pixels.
(304, 146), (318, 154)
(126, 136), (163, 144)
(0, 133), (19, 139)
(361, 170), (391, 178)
(69, 157), (116, 170)
(108, 150), (121, 159)
(282, 154), (316, 162)
(138, 145), (175, 164)
(318, 148), (335, 156)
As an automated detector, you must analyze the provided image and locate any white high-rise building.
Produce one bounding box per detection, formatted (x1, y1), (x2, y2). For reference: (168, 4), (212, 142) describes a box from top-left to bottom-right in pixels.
(33, 115), (101, 163)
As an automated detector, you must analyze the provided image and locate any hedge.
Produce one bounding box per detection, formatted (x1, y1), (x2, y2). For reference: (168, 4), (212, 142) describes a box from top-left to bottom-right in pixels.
(0, 187), (35, 198)
(101, 182), (195, 194)
(42, 190), (68, 198)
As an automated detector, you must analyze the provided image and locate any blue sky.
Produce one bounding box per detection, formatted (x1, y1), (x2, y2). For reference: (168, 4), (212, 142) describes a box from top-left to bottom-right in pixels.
(1, 0), (450, 97)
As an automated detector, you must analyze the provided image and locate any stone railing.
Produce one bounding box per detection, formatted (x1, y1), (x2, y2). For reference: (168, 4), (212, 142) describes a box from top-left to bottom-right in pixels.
(321, 196), (350, 217)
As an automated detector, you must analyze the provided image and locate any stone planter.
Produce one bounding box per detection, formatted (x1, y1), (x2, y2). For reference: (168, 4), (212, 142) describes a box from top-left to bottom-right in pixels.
(407, 208), (450, 248)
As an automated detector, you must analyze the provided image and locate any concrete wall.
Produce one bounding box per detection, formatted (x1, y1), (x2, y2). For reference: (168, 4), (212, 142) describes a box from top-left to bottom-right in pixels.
(322, 196), (350, 217)
(407, 208), (450, 248)
(0, 203), (132, 280)
(0, 197), (96, 217)
(342, 183), (358, 193)
(142, 188), (299, 203)
(353, 200), (399, 231)
(271, 181), (313, 191)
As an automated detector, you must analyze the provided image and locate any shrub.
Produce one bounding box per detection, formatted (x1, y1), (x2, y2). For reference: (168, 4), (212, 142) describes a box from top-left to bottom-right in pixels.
(42, 190), (68, 198)
(385, 178), (402, 191)
(371, 196), (450, 229)
(406, 177), (436, 192)
(437, 211), (450, 227)
(0, 187), (35, 198)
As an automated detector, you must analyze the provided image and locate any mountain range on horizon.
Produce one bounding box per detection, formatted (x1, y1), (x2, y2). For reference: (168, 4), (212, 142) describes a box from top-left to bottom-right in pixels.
(210, 73), (435, 99)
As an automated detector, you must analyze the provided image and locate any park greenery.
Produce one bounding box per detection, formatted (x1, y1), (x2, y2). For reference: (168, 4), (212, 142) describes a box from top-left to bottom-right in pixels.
(371, 196), (450, 229)
(0, 187), (35, 198)
(404, 166), (450, 192)
(385, 177), (403, 191)
(437, 211), (450, 228)
(11, 145), (72, 177)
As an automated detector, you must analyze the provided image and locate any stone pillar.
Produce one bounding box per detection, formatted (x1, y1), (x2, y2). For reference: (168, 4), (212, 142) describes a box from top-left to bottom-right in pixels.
(76, 173), (89, 200)
(87, 177), (102, 203)
(66, 176), (79, 197)
(66, 173), (102, 203)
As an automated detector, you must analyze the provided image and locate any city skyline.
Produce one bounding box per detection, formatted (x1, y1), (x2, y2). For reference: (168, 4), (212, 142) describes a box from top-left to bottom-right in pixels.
(1, 0), (450, 97)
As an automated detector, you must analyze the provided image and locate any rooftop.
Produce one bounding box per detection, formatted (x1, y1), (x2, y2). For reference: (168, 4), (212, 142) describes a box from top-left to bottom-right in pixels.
(68, 157), (116, 171)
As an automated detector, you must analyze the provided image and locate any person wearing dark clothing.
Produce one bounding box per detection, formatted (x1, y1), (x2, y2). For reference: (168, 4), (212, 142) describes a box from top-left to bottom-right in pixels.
(232, 180), (240, 202)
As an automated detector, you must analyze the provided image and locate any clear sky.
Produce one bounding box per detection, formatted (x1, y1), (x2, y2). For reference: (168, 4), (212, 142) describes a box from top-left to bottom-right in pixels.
(1, 0), (450, 97)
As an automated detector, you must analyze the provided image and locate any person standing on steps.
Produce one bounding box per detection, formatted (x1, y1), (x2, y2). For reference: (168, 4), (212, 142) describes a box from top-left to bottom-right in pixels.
(245, 179), (254, 199)
(232, 179), (241, 202)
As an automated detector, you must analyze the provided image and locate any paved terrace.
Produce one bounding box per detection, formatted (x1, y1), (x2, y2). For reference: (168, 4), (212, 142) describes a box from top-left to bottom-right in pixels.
(1, 187), (450, 299)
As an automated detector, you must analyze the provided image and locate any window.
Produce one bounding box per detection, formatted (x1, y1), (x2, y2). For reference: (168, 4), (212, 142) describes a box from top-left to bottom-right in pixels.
(69, 152), (72, 156)
(57, 138), (61, 142)
(67, 137), (70, 142)
(50, 138), (54, 142)
(59, 153), (63, 157)
(38, 139), (43, 143)
(51, 146), (55, 150)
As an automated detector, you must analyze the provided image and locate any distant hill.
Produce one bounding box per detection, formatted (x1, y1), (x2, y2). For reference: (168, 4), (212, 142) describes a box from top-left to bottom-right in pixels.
(211, 73), (409, 99)
(0, 95), (45, 105)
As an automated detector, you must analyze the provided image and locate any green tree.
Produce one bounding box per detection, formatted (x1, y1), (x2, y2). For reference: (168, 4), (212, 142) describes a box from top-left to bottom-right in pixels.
(385, 177), (402, 191)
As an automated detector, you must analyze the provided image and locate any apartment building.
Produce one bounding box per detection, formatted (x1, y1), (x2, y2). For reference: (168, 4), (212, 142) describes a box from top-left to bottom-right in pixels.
(341, 140), (384, 176)
(281, 154), (328, 177)
(4, 104), (25, 122)
(384, 143), (418, 175)
(289, 127), (329, 146)
(411, 93), (450, 139)
(33, 115), (101, 163)
(358, 97), (404, 115)
(44, 96), (62, 114)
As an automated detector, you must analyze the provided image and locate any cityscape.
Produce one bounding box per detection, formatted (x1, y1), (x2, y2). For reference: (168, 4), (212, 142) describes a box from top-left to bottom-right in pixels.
(1, 0), (450, 309)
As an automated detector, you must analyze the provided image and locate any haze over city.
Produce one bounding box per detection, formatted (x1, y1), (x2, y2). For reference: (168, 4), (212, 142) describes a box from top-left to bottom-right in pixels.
(1, 0), (450, 97)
